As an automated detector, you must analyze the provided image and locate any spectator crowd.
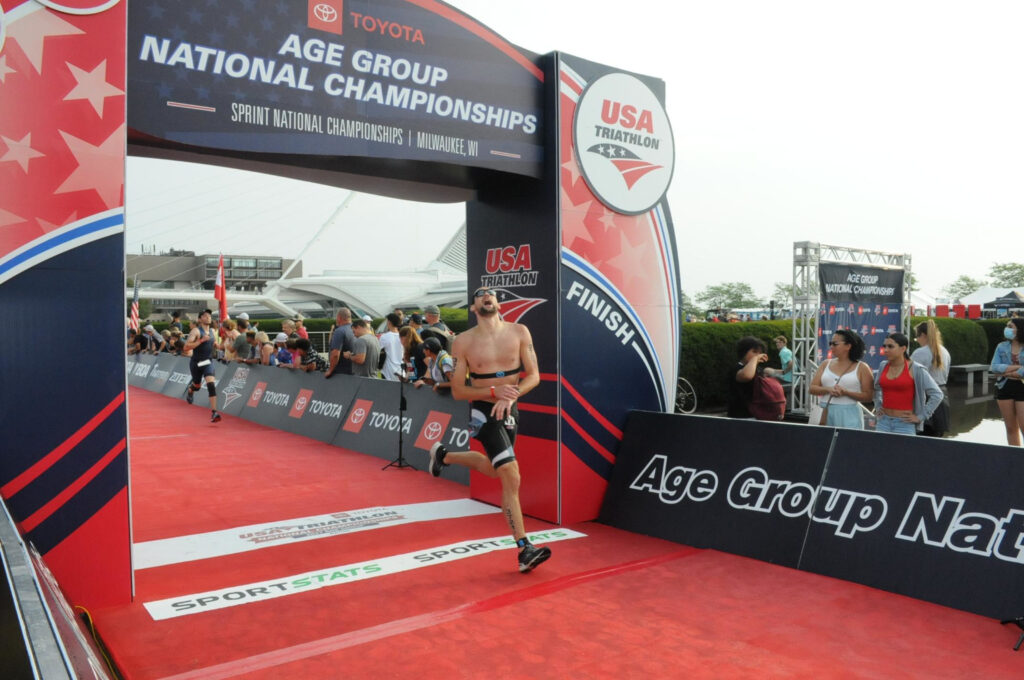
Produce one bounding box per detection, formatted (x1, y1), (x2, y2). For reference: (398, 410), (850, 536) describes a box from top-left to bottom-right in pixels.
(128, 305), (456, 389)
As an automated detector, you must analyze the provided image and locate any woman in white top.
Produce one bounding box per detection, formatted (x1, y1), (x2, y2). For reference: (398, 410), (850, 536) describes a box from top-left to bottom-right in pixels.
(809, 328), (874, 429)
(911, 319), (951, 437)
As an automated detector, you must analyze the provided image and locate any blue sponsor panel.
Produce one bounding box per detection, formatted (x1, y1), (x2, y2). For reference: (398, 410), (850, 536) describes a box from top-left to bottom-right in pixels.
(818, 263), (904, 371)
(800, 430), (1024, 620)
(559, 266), (664, 481)
(0, 234), (130, 605)
(127, 0), (543, 177)
(600, 412), (833, 567)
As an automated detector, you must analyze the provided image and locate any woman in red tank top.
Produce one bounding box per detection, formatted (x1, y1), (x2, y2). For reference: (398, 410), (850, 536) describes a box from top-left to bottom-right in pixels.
(873, 332), (943, 436)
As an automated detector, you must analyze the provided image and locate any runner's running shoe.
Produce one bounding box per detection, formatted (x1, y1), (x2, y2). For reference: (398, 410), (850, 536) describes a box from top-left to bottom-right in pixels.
(518, 543), (551, 573)
(211, 411), (221, 423)
(428, 442), (447, 477)
(185, 387), (194, 404)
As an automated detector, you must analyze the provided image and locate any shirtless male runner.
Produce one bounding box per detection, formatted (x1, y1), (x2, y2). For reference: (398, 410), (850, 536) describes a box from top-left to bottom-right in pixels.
(427, 287), (551, 572)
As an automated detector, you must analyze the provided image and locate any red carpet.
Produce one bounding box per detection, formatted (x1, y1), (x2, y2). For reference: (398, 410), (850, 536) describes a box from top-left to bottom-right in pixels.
(88, 387), (1022, 678)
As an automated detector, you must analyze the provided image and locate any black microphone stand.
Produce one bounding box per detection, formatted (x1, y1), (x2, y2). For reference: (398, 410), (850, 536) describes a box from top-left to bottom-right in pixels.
(1001, 617), (1024, 651)
(383, 370), (416, 471)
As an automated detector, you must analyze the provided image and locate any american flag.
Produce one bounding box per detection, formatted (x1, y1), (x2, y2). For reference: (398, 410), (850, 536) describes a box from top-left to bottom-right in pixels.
(129, 278), (140, 333)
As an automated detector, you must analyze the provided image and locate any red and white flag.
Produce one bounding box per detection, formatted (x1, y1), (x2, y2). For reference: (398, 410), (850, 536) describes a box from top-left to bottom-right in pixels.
(214, 254), (229, 323)
(129, 279), (140, 332)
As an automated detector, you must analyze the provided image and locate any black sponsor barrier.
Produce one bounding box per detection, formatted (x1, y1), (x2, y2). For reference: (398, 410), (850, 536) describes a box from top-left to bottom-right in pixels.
(600, 411), (1024, 620)
(801, 430), (1024, 621)
(141, 354), (176, 394)
(235, 367), (361, 444)
(131, 358), (469, 484)
(333, 379), (469, 484)
(126, 353), (157, 387)
(159, 355), (196, 399)
(599, 413), (835, 567)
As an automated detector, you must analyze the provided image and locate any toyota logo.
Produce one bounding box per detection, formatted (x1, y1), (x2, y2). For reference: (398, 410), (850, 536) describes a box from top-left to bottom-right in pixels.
(251, 388), (264, 400)
(351, 407), (366, 423)
(313, 3), (337, 22)
(423, 422), (443, 441)
(295, 397), (307, 411)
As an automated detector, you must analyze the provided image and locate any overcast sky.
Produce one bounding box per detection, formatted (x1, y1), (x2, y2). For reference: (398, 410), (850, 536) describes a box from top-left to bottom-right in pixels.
(126, 0), (1024, 300)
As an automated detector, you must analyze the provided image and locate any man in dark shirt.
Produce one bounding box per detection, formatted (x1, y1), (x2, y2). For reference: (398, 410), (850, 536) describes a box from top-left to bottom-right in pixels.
(727, 336), (769, 418)
(325, 307), (355, 377)
(183, 309), (222, 422)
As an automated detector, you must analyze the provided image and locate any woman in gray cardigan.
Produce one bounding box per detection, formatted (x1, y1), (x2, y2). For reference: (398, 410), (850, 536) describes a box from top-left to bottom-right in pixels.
(873, 332), (943, 435)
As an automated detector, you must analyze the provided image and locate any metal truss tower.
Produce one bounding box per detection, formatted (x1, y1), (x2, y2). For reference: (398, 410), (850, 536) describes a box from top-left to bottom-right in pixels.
(790, 242), (912, 415)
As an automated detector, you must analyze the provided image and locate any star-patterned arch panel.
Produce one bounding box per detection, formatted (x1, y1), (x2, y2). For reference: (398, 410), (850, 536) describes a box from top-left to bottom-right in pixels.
(0, 0), (132, 609)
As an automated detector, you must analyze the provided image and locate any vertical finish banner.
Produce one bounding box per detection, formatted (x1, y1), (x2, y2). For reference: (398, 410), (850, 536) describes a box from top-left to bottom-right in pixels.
(0, 0), (131, 609)
(556, 54), (679, 523)
(817, 263), (904, 371)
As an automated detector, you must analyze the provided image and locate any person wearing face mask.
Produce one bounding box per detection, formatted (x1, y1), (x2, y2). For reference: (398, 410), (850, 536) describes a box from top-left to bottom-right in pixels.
(873, 332), (943, 435)
(990, 318), (1024, 446)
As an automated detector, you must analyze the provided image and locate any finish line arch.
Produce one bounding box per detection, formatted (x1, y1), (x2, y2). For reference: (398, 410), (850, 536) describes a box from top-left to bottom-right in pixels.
(0, 0), (678, 608)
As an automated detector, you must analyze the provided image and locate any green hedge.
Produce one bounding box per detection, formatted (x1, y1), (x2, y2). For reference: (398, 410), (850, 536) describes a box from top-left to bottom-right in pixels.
(914, 317), (988, 365)
(977, 319), (1010, 361)
(680, 321), (792, 410)
(681, 316), (989, 410)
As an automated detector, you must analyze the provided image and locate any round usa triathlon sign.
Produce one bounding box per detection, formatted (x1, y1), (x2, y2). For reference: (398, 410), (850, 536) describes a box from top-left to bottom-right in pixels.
(573, 73), (674, 215)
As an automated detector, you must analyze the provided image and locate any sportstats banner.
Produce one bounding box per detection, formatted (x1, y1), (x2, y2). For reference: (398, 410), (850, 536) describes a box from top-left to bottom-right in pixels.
(818, 263), (904, 371)
(602, 411), (1024, 620)
(556, 54), (679, 523)
(127, 0), (544, 177)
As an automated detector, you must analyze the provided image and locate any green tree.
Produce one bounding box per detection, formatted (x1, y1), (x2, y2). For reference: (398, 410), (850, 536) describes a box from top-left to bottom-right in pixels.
(680, 290), (702, 320)
(695, 282), (764, 312)
(771, 282), (794, 306)
(988, 262), (1024, 287)
(943, 275), (987, 301)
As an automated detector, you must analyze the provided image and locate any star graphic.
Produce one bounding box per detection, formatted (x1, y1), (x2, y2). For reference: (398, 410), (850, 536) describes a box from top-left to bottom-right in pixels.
(0, 55), (16, 85)
(8, 9), (85, 74)
(37, 211), (79, 235)
(606, 225), (658, 292)
(561, 146), (583, 186)
(0, 208), (28, 228)
(64, 60), (124, 117)
(0, 133), (46, 173)
(54, 125), (126, 209)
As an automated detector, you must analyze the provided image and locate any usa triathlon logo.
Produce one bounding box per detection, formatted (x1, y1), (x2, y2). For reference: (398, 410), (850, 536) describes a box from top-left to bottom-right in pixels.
(573, 73), (674, 215)
(488, 288), (545, 324)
